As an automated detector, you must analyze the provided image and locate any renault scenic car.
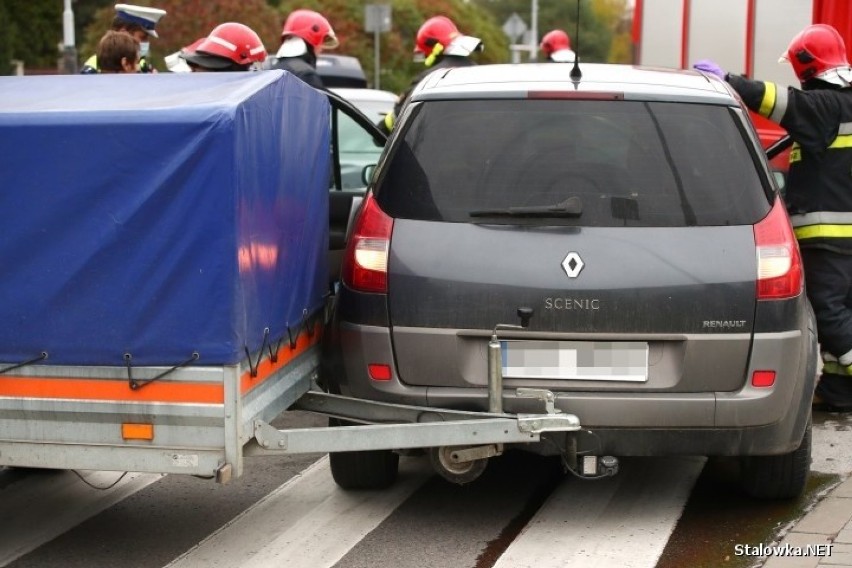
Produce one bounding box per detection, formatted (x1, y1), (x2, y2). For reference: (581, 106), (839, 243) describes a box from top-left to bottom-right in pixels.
(323, 63), (817, 499)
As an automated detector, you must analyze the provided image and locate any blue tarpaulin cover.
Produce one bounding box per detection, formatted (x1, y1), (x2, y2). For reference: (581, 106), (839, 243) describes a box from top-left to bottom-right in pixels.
(0, 71), (330, 366)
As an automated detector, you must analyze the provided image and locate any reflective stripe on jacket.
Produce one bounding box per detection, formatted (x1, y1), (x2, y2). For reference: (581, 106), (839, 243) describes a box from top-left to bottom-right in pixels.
(727, 74), (852, 251)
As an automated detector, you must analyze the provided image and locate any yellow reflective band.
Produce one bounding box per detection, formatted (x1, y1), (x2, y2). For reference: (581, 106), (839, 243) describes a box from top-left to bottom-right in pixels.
(829, 134), (852, 149)
(789, 147), (801, 163)
(83, 54), (99, 70)
(794, 225), (852, 239)
(384, 111), (395, 131)
(425, 43), (444, 68)
(758, 82), (777, 118)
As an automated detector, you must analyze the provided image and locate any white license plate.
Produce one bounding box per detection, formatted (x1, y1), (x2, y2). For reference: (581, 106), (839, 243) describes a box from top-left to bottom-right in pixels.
(501, 340), (649, 382)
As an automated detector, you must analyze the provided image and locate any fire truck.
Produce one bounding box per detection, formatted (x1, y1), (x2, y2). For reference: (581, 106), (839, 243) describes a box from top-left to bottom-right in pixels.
(632, 0), (852, 168)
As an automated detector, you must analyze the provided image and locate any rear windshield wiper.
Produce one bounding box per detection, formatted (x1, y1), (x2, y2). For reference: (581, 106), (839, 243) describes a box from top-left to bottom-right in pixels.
(469, 197), (582, 218)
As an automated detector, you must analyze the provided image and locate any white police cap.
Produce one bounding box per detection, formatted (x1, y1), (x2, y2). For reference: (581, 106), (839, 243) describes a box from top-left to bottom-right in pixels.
(114, 4), (166, 38)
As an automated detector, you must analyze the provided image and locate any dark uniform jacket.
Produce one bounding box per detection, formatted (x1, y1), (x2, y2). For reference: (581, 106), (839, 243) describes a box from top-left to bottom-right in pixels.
(267, 54), (324, 90)
(727, 74), (852, 252)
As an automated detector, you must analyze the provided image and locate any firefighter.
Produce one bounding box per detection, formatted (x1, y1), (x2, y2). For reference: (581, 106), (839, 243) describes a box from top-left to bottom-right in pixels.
(540, 29), (575, 63)
(180, 23), (267, 73)
(263, 9), (338, 89)
(695, 24), (852, 410)
(165, 38), (204, 73)
(81, 4), (166, 74)
(380, 16), (483, 135)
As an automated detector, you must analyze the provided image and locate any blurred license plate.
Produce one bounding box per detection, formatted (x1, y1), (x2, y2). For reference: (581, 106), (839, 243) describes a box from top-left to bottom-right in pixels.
(501, 340), (648, 382)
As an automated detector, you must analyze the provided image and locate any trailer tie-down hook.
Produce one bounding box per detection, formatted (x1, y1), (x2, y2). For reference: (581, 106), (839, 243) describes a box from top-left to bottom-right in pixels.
(126, 351), (200, 390)
(0, 351), (48, 375)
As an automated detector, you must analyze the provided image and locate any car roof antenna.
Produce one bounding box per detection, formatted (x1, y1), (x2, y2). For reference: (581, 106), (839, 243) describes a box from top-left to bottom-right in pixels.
(570, 0), (582, 82)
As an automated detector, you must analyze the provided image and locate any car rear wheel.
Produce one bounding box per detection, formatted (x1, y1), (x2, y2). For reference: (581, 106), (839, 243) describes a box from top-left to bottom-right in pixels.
(328, 418), (399, 490)
(740, 416), (811, 500)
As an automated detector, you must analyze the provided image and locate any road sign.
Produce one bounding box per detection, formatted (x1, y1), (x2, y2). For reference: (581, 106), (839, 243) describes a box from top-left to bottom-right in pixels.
(502, 12), (528, 43)
(365, 4), (392, 33)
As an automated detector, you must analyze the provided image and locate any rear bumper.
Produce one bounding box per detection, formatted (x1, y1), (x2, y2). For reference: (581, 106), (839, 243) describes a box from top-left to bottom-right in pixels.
(324, 316), (818, 456)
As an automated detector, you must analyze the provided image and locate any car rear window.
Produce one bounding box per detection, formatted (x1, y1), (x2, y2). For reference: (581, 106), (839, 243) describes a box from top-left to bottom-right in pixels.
(375, 99), (771, 226)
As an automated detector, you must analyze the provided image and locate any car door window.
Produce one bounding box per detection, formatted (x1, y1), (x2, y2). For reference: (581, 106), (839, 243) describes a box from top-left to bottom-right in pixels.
(327, 91), (387, 192)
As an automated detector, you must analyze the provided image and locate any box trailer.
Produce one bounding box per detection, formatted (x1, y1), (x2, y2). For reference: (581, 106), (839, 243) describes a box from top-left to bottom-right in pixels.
(0, 71), (581, 485)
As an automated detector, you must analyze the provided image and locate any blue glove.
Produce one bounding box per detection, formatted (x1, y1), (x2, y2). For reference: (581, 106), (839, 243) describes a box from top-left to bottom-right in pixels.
(693, 59), (726, 80)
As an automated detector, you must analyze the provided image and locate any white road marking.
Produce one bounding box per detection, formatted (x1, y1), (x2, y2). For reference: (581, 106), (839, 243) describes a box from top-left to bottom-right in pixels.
(166, 456), (432, 568)
(493, 456), (706, 568)
(0, 470), (162, 567)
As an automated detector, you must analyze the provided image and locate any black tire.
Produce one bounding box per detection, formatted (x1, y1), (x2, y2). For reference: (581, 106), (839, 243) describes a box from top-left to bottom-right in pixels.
(740, 417), (811, 500)
(328, 419), (399, 490)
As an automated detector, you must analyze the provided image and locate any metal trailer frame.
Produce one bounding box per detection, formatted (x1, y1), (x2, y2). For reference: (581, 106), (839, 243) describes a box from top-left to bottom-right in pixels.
(0, 326), (581, 482)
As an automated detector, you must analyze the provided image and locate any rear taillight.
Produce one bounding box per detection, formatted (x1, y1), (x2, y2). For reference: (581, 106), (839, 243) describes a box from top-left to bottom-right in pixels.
(342, 192), (393, 294)
(754, 199), (803, 300)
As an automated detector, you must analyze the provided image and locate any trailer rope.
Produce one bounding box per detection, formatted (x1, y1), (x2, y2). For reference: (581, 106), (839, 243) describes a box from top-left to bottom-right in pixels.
(244, 328), (270, 378)
(71, 470), (129, 490)
(125, 351), (200, 390)
(0, 351), (48, 375)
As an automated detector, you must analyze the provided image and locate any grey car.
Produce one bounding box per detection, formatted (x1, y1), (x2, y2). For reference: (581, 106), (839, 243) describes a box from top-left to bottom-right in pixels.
(323, 63), (817, 499)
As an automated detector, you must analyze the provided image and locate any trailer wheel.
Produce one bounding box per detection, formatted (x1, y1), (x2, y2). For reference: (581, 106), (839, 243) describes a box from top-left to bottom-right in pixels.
(740, 416), (811, 500)
(328, 419), (399, 490)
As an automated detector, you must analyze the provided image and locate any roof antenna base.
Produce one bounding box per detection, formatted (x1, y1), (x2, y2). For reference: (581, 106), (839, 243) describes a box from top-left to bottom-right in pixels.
(570, 58), (582, 81)
(570, 0), (582, 82)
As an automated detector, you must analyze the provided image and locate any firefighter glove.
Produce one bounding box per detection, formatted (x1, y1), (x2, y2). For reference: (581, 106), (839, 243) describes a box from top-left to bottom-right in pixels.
(693, 59), (726, 81)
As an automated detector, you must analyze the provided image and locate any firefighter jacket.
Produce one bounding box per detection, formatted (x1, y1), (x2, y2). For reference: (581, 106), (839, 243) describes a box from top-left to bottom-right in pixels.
(266, 55), (324, 90)
(727, 74), (852, 252)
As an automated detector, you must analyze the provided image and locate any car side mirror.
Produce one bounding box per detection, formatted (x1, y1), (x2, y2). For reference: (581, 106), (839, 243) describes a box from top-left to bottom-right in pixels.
(362, 164), (376, 186)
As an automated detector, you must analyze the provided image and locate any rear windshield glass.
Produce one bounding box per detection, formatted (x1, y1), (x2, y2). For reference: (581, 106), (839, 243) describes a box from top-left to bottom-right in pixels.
(375, 100), (770, 226)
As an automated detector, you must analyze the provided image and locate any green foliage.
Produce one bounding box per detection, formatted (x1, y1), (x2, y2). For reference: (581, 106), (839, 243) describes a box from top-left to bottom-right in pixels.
(5, 0), (64, 71)
(471, 0), (628, 63)
(0, 1), (14, 75)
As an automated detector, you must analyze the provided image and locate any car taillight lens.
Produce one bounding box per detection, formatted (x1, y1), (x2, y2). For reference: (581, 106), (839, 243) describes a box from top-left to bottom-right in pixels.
(754, 199), (803, 300)
(342, 192), (393, 294)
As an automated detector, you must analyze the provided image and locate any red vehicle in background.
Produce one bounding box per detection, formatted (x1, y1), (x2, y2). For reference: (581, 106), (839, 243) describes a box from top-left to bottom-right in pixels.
(632, 0), (852, 170)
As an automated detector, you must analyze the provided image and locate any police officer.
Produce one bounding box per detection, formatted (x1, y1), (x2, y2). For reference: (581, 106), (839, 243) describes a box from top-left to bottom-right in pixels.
(695, 24), (852, 410)
(540, 29), (575, 63)
(380, 16), (482, 135)
(180, 23), (267, 73)
(263, 9), (338, 89)
(81, 4), (166, 74)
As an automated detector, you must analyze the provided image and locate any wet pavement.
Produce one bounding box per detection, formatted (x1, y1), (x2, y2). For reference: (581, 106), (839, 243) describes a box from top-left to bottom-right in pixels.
(759, 411), (852, 568)
(657, 410), (852, 568)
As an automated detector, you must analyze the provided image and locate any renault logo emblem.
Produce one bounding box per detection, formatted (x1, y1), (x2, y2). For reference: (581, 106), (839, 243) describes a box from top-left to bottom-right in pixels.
(562, 252), (584, 278)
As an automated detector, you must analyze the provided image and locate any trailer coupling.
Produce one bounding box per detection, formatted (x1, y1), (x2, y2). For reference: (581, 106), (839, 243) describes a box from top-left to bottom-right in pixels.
(246, 389), (598, 485)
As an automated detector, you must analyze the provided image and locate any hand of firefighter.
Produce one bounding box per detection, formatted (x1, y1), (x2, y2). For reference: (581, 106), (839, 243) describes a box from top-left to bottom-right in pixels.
(693, 60), (726, 81)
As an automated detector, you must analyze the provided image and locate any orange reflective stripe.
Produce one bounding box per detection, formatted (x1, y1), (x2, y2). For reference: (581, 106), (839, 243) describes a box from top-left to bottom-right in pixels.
(0, 325), (322, 403)
(0, 377), (223, 404)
